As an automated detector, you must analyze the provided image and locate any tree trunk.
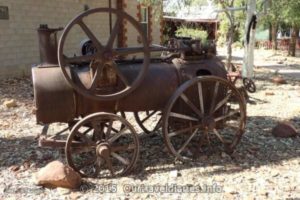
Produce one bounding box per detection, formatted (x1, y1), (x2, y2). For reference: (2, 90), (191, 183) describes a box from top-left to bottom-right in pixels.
(226, 1), (235, 71)
(271, 23), (278, 50)
(268, 23), (272, 42)
(242, 0), (256, 78)
(226, 25), (234, 71)
(288, 26), (299, 57)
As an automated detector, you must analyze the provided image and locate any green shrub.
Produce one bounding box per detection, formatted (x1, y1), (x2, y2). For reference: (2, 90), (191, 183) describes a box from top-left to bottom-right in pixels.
(175, 26), (208, 42)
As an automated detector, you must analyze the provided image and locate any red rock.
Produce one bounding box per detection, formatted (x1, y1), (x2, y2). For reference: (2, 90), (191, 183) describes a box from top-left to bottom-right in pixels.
(272, 122), (298, 138)
(9, 165), (20, 172)
(272, 76), (287, 84)
(34, 161), (81, 189)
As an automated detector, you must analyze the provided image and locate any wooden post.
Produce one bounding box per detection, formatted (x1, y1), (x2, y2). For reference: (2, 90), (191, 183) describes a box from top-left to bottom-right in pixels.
(242, 0), (256, 78)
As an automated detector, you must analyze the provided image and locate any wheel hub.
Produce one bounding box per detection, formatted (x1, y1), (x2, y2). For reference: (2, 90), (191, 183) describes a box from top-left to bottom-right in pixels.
(102, 50), (114, 61)
(202, 116), (216, 130)
(96, 142), (111, 159)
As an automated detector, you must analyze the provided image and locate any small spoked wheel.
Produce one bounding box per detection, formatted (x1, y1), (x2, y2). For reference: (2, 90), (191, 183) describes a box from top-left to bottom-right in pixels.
(65, 112), (139, 178)
(243, 78), (256, 93)
(163, 76), (246, 161)
(134, 111), (162, 134)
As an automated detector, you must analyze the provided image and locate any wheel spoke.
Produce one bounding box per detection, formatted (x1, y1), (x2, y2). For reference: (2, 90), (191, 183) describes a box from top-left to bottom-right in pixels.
(154, 116), (162, 130)
(177, 129), (199, 154)
(89, 63), (104, 91)
(111, 152), (130, 165)
(210, 82), (220, 114)
(213, 92), (232, 113)
(213, 129), (226, 144)
(77, 20), (103, 51)
(104, 124), (120, 134)
(214, 109), (240, 122)
(141, 111), (157, 123)
(111, 62), (130, 87)
(111, 144), (136, 152)
(169, 124), (202, 137)
(92, 121), (104, 141)
(105, 157), (115, 176)
(70, 68), (88, 90)
(198, 82), (204, 114)
(65, 54), (97, 64)
(76, 130), (95, 145)
(77, 157), (96, 170)
(106, 120), (113, 139)
(82, 127), (93, 135)
(108, 127), (129, 144)
(115, 47), (146, 56)
(180, 93), (203, 118)
(107, 17), (122, 48)
(169, 112), (199, 121)
(94, 157), (104, 177)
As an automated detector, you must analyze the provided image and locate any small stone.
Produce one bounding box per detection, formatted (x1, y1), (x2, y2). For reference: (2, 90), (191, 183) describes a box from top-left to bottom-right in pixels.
(221, 152), (230, 159)
(57, 187), (72, 195)
(9, 165), (20, 172)
(69, 192), (82, 200)
(170, 170), (178, 178)
(3, 99), (17, 108)
(32, 108), (37, 115)
(34, 160), (82, 189)
(265, 92), (275, 96)
(272, 122), (298, 138)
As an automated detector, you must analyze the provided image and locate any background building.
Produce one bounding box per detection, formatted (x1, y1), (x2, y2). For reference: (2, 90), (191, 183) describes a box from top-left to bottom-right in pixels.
(0, 0), (162, 78)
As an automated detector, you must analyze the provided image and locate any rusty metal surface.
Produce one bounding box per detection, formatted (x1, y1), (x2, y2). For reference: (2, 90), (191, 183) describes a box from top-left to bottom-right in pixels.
(37, 24), (63, 65)
(75, 62), (179, 115)
(172, 57), (227, 83)
(33, 57), (228, 124)
(32, 66), (76, 124)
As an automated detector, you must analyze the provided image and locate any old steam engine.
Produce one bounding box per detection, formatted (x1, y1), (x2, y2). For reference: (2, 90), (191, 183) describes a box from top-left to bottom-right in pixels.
(32, 8), (246, 178)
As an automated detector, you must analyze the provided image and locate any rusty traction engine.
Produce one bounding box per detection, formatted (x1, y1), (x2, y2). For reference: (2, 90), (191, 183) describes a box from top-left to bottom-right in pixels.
(32, 8), (246, 178)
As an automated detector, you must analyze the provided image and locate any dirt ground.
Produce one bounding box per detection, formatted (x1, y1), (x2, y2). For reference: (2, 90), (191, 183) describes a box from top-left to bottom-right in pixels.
(0, 49), (300, 200)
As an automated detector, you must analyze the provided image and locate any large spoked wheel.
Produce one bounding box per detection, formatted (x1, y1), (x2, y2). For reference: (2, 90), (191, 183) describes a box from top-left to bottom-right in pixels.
(134, 111), (162, 134)
(163, 76), (246, 161)
(65, 112), (139, 178)
(58, 8), (150, 101)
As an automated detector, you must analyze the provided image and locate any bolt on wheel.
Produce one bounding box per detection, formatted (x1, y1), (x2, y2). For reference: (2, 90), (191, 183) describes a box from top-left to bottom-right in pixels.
(163, 76), (246, 161)
(65, 112), (139, 178)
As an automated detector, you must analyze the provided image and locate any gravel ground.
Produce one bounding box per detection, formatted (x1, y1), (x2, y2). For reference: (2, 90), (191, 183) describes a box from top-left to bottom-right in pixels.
(1, 49), (300, 200)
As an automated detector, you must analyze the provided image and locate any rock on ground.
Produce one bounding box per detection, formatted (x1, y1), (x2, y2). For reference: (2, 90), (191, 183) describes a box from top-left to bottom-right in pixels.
(34, 160), (81, 189)
(272, 122), (299, 138)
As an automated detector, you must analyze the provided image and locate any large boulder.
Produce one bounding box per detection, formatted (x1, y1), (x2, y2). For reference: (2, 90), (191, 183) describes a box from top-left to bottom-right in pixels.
(272, 122), (298, 138)
(34, 161), (81, 189)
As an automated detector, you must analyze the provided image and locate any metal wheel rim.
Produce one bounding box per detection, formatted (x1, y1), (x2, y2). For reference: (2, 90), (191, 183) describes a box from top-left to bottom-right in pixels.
(65, 112), (140, 178)
(163, 76), (246, 161)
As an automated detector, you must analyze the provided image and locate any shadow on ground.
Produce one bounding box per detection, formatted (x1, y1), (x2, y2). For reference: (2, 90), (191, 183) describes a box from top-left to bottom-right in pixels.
(1, 115), (299, 182)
